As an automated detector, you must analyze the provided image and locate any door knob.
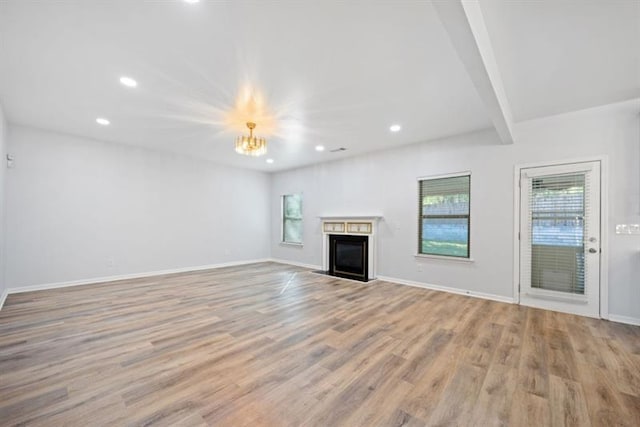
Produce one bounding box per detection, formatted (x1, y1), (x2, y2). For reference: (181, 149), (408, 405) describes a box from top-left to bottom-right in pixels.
(588, 248), (598, 253)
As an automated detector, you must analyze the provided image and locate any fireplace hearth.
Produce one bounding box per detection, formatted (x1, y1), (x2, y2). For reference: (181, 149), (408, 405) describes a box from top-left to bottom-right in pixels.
(329, 234), (368, 282)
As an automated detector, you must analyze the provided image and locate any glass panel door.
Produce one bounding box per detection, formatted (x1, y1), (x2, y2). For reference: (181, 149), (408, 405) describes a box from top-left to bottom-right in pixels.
(520, 161), (601, 318)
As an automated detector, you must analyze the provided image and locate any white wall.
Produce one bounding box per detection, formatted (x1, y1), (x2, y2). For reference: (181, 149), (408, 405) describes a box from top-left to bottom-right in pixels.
(0, 103), (7, 299)
(270, 100), (640, 321)
(2, 101), (638, 322)
(6, 125), (271, 288)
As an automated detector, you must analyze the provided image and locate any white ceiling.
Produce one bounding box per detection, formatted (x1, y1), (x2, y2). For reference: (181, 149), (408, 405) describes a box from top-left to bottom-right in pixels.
(0, 1), (638, 172)
(480, 0), (640, 121)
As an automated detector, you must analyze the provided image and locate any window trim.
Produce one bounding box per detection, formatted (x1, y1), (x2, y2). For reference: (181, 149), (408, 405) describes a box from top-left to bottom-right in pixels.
(417, 171), (471, 259)
(414, 253), (475, 262)
(281, 193), (303, 245)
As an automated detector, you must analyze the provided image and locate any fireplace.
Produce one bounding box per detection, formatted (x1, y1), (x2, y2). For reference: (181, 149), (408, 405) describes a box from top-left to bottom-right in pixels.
(320, 216), (380, 282)
(329, 234), (368, 282)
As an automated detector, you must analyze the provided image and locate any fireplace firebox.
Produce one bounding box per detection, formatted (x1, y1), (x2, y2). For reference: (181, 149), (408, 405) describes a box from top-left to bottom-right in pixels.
(329, 234), (368, 282)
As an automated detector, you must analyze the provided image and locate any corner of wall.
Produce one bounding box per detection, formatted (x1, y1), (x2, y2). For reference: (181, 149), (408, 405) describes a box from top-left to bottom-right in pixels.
(0, 100), (7, 306)
(268, 171), (275, 259)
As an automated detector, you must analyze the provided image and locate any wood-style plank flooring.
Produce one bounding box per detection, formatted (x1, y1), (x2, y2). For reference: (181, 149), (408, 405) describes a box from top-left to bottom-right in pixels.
(1, 262), (639, 426)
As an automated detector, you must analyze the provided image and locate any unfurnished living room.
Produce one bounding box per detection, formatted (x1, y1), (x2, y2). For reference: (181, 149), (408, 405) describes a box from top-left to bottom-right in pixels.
(0, 0), (639, 426)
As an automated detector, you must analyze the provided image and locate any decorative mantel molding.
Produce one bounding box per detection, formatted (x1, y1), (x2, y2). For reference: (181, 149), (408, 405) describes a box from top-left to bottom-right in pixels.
(318, 215), (383, 220)
(319, 215), (383, 281)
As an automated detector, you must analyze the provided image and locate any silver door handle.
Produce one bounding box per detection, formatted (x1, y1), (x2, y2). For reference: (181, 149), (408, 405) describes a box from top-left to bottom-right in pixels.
(588, 248), (598, 253)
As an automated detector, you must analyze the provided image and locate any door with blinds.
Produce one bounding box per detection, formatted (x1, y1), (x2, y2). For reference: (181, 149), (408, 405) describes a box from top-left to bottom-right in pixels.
(519, 161), (601, 318)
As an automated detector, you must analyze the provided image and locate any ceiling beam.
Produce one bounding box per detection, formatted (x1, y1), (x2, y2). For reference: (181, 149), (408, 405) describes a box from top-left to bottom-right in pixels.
(432, 0), (514, 144)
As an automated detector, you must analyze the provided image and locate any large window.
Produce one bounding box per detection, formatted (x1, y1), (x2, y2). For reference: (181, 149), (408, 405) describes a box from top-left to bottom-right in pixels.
(418, 174), (470, 258)
(282, 194), (303, 244)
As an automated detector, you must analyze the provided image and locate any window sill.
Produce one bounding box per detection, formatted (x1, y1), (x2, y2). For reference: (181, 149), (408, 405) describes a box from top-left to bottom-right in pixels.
(414, 254), (475, 263)
(280, 242), (304, 247)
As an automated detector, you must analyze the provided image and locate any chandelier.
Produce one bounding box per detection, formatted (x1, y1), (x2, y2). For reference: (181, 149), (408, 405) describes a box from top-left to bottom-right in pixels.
(235, 122), (267, 156)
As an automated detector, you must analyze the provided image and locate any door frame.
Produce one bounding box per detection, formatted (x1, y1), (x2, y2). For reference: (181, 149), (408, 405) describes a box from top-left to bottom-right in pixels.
(512, 155), (609, 319)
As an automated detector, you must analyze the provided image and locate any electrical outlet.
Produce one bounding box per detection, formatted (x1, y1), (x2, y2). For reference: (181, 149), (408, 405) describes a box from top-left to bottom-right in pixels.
(630, 224), (640, 235)
(416, 263), (423, 272)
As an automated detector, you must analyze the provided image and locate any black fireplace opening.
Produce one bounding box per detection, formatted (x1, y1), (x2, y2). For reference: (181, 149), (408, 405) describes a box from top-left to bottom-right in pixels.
(329, 234), (368, 282)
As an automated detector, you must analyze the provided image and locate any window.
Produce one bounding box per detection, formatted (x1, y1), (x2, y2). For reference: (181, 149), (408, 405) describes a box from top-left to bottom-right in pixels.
(282, 194), (303, 244)
(418, 174), (470, 258)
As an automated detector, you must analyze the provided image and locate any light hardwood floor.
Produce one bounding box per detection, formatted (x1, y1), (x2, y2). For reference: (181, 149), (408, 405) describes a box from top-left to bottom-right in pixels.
(0, 262), (639, 426)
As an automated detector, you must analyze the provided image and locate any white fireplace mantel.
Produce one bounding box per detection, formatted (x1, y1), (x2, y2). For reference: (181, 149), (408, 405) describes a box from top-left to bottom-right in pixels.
(319, 215), (382, 280)
(318, 215), (383, 220)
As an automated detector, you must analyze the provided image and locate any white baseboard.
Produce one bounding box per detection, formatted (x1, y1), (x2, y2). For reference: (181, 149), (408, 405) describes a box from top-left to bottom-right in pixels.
(268, 258), (514, 304)
(376, 275), (515, 304)
(608, 314), (640, 326)
(269, 258), (322, 271)
(0, 289), (7, 311)
(5, 258), (634, 325)
(5, 258), (272, 296)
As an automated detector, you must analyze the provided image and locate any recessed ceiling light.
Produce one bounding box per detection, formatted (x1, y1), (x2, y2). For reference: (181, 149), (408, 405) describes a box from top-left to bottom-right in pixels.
(315, 145), (325, 152)
(266, 158), (274, 164)
(389, 124), (401, 132)
(183, 0), (200, 3)
(96, 118), (110, 126)
(119, 76), (137, 88)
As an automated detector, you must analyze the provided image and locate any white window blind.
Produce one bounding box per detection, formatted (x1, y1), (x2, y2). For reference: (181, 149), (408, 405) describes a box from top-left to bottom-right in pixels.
(523, 173), (588, 295)
(418, 174), (470, 258)
(282, 194), (303, 244)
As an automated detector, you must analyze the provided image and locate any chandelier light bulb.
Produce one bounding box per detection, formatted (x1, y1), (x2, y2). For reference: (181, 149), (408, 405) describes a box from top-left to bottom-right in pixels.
(235, 122), (267, 156)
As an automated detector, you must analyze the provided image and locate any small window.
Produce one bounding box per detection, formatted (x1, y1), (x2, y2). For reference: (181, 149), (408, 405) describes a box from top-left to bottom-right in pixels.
(418, 174), (470, 258)
(282, 194), (303, 244)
